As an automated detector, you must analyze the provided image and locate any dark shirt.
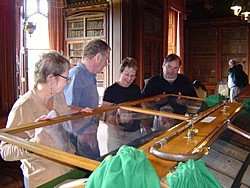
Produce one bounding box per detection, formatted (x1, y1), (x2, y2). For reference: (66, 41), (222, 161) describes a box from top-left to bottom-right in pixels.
(103, 82), (141, 104)
(229, 65), (249, 89)
(142, 73), (198, 98)
(103, 82), (142, 132)
(142, 74), (197, 115)
(239, 71), (249, 89)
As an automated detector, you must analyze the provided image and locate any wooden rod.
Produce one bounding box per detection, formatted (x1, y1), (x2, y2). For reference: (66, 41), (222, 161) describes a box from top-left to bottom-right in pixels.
(0, 105), (119, 134)
(120, 105), (189, 121)
(228, 123), (250, 139)
(0, 132), (100, 171)
(168, 94), (204, 101)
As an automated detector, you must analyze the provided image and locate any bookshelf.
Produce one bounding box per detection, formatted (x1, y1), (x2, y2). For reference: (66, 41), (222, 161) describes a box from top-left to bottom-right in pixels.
(221, 27), (248, 79)
(142, 11), (163, 81)
(65, 13), (106, 88)
(190, 28), (217, 84)
(66, 14), (105, 40)
(188, 23), (248, 89)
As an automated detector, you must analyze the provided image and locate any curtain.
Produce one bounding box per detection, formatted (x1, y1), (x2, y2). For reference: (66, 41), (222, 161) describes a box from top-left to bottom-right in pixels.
(0, 0), (16, 115)
(167, 0), (185, 73)
(48, 0), (67, 53)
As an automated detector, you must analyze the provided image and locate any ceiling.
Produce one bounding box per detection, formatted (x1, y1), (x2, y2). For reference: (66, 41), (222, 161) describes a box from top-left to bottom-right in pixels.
(185, 0), (235, 20)
(66, 0), (236, 21)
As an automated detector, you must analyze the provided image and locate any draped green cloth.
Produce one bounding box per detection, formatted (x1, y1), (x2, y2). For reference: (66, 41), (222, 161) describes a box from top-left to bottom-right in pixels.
(166, 159), (222, 188)
(204, 94), (225, 108)
(243, 99), (250, 110)
(86, 145), (161, 188)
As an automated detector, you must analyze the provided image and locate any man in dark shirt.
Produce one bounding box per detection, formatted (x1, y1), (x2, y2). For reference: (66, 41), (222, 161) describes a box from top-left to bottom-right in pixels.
(142, 54), (197, 114)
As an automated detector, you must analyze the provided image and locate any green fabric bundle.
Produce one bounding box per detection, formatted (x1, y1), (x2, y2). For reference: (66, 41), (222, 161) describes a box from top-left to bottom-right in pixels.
(204, 94), (225, 108)
(166, 159), (222, 188)
(243, 99), (250, 110)
(86, 145), (161, 188)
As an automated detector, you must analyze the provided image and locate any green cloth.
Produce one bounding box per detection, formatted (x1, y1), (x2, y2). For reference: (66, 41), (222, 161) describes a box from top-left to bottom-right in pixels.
(86, 145), (161, 188)
(204, 94), (225, 108)
(166, 159), (222, 188)
(243, 99), (250, 110)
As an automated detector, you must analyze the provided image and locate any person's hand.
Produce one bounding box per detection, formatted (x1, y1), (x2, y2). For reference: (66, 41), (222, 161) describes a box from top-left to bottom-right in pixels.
(34, 115), (49, 122)
(79, 107), (93, 113)
(34, 110), (60, 122)
(117, 109), (133, 124)
(176, 92), (188, 105)
(70, 106), (93, 114)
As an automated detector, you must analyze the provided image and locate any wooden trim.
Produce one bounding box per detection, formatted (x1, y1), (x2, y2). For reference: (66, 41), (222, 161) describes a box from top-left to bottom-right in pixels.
(0, 132), (100, 171)
(0, 105), (118, 134)
(120, 105), (188, 121)
(235, 84), (250, 102)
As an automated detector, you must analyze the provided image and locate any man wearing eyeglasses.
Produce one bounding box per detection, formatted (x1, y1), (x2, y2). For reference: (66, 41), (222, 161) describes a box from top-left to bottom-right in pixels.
(64, 39), (111, 159)
(142, 54), (197, 115)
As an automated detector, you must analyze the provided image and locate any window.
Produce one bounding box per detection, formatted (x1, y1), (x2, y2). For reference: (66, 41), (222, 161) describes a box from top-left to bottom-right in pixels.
(20, 0), (49, 93)
(168, 8), (180, 56)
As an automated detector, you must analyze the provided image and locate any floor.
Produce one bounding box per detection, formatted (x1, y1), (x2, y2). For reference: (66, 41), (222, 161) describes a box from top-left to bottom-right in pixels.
(205, 106), (250, 187)
(0, 158), (24, 188)
(204, 130), (250, 188)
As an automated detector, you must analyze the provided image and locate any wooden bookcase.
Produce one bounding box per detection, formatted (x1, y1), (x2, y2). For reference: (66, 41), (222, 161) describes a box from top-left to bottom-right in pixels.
(141, 10), (163, 84)
(189, 28), (217, 84)
(186, 20), (249, 94)
(221, 27), (248, 79)
(65, 13), (106, 87)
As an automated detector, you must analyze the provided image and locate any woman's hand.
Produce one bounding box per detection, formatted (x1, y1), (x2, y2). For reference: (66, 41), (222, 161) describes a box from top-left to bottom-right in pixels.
(34, 115), (49, 122)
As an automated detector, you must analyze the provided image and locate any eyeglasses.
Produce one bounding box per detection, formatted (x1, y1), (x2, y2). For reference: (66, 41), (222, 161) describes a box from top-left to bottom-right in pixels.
(55, 74), (70, 81)
(103, 54), (111, 65)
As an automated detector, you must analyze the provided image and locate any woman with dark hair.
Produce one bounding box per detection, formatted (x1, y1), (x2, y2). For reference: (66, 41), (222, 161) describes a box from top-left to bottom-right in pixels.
(102, 57), (141, 106)
(102, 57), (142, 152)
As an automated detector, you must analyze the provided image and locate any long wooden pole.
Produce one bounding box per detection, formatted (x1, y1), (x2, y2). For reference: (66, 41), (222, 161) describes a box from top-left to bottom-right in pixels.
(0, 132), (100, 171)
(120, 105), (189, 121)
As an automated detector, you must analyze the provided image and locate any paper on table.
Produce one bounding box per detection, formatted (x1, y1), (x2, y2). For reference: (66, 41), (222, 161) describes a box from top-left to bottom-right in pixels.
(55, 178), (88, 188)
(201, 116), (216, 123)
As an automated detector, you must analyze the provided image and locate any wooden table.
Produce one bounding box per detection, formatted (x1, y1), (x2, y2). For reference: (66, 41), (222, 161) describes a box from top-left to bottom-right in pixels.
(139, 102), (242, 179)
(0, 94), (243, 186)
